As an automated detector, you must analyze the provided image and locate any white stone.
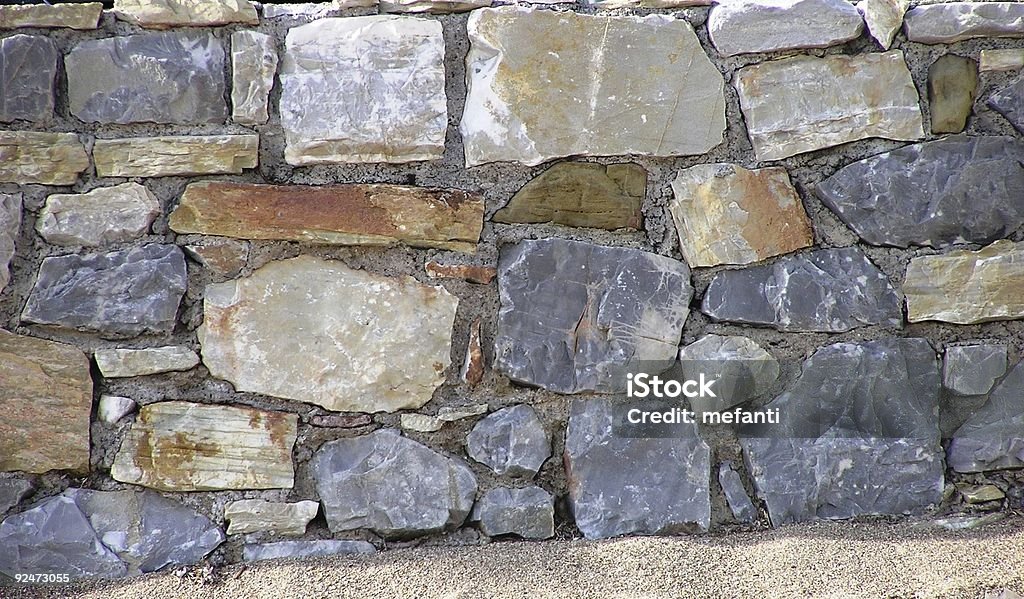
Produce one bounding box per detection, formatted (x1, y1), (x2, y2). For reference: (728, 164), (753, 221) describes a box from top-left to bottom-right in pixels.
(980, 49), (1024, 72)
(857, 0), (909, 49)
(36, 183), (160, 247)
(98, 395), (136, 424)
(438, 404), (488, 421)
(94, 346), (200, 378)
(904, 2), (1024, 44)
(709, 0), (864, 56)
(231, 31), (277, 126)
(400, 413), (443, 432)
(225, 500), (319, 536)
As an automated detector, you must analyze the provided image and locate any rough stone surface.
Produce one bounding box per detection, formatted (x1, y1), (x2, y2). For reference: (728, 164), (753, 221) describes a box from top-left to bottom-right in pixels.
(184, 239), (249, 278)
(678, 334), (780, 413)
(0, 3), (102, 29)
(461, 7), (726, 167)
(400, 414), (444, 433)
(857, 0), (908, 49)
(110, 401), (298, 492)
(473, 486), (554, 539)
(199, 256), (458, 412)
(243, 540), (376, 563)
(66, 32), (226, 125)
(701, 248), (901, 332)
(92, 135), (259, 178)
(904, 240), (1024, 325)
(565, 398), (711, 539)
(466, 405), (550, 477)
(981, 48), (1024, 72)
(0, 35), (58, 122)
(22, 244), (187, 337)
(928, 55), (978, 134)
(280, 16), (446, 165)
(708, 0), (864, 56)
(170, 182), (483, 253)
(94, 346), (200, 378)
(98, 395), (137, 424)
(381, 0), (491, 12)
(961, 484), (1004, 504)
(425, 261), (496, 284)
(735, 51), (924, 161)
(0, 193), (20, 292)
(718, 463), (757, 523)
(493, 162), (644, 230)
(0, 331), (91, 474)
(231, 31), (277, 125)
(904, 3), (1024, 44)
(312, 430), (477, 538)
(438, 404), (489, 421)
(589, 0), (710, 7)
(944, 345), (1007, 396)
(669, 163), (813, 267)
(461, 317), (484, 388)
(948, 361), (1024, 473)
(0, 479), (33, 516)
(495, 238), (692, 394)
(988, 73), (1024, 135)
(816, 136), (1024, 249)
(36, 183), (160, 247)
(225, 500), (319, 536)
(0, 131), (88, 185)
(113, 0), (258, 28)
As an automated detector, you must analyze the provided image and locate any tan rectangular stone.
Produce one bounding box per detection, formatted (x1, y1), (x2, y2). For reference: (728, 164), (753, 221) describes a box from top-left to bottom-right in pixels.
(113, 0), (258, 28)
(0, 3), (102, 29)
(980, 48), (1024, 72)
(93, 135), (258, 178)
(0, 132), (88, 186)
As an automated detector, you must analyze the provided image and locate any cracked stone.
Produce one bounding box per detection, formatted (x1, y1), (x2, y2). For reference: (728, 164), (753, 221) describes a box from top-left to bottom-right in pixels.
(708, 0), (863, 57)
(928, 55), (978, 134)
(904, 2), (1024, 44)
(184, 239), (249, 278)
(0, 193), (20, 293)
(113, 0), (257, 28)
(93, 135), (259, 178)
(0, 131), (89, 185)
(0, 35), (58, 122)
(0, 3), (102, 29)
(948, 361), (1024, 473)
(988, 73), (1024, 135)
(243, 540), (376, 562)
(94, 346), (199, 378)
(857, 0), (908, 49)
(466, 405), (551, 477)
(718, 463), (757, 523)
(0, 479), (32, 516)
(473, 486), (554, 540)
(944, 344), (1008, 396)
(98, 395), (137, 424)
(36, 183), (160, 247)
(678, 334), (780, 414)
(231, 31), (277, 125)
(225, 500), (319, 536)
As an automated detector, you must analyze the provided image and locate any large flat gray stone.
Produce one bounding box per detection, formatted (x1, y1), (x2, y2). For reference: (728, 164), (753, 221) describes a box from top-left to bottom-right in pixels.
(904, 2), (1024, 44)
(0, 34), (58, 122)
(709, 0), (863, 56)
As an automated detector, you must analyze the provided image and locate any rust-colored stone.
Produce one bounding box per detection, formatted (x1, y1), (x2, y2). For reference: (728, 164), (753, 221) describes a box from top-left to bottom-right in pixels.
(424, 261), (496, 284)
(461, 317), (484, 388)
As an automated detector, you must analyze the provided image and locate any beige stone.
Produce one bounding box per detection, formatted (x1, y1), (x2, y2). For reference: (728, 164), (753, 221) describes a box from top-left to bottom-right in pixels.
(93, 135), (258, 178)
(589, 0), (709, 7)
(424, 261), (496, 284)
(113, 0), (258, 28)
(225, 500), (319, 536)
(380, 0), (491, 12)
(185, 239), (250, 277)
(437, 404), (488, 421)
(94, 346), (200, 378)
(231, 31), (277, 125)
(980, 49), (1024, 72)
(928, 54), (978, 135)
(461, 317), (484, 388)
(400, 414), (444, 433)
(0, 132), (88, 186)
(36, 183), (160, 247)
(857, 0), (909, 50)
(0, 3), (102, 29)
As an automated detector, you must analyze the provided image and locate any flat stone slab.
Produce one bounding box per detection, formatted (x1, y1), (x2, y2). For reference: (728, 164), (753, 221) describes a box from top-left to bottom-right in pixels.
(113, 0), (258, 28)
(944, 344), (1007, 397)
(495, 238), (692, 394)
(981, 49), (1024, 72)
(243, 540), (376, 563)
(231, 31), (277, 125)
(718, 464), (757, 523)
(93, 135), (259, 178)
(708, 0), (864, 56)
(904, 2), (1024, 44)
(466, 405), (551, 477)
(170, 181), (484, 253)
(948, 361), (1024, 473)
(928, 55), (978, 134)
(857, 0), (908, 49)
(225, 500), (319, 536)
(280, 16), (446, 165)
(199, 256), (458, 412)
(0, 193), (20, 293)
(184, 239), (249, 277)
(473, 486), (555, 539)
(381, 0), (491, 12)
(111, 401), (298, 492)
(461, 7), (725, 167)
(0, 3), (102, 29)
(0, 34), (58, 122)
(0, 131), (88, 185)
(36, 183), (160, 247)
(735, 51), (923, 161)
(988, 73), (1024, 135)
(94, 346), (199, 378)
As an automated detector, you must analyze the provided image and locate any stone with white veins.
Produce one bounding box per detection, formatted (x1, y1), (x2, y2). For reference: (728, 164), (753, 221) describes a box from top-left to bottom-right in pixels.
(948, 361), (1024, 473)
(0, 193), (20, 293)
(473, 486), (554, 539)
(678, 334), (780, 414)
(904, 2), (1024, 44)
(944, 345), (1007, 397)
(225, 500), (319, 536)
(0, 34), (58, 122)
(466, 405), (551, 477)
(857, 0), (908, 49)
(98, 395), (137, 424)
(199, 256), (458, 413)
(708, 0), (864, 57)
(94, 346), (199, 378)
(461, 7), (725, 167)
(988, 73), (1024, 135)
(231, 31), (277, 126)
(36, 183), (160, 247)
(243, 540), (376, 562)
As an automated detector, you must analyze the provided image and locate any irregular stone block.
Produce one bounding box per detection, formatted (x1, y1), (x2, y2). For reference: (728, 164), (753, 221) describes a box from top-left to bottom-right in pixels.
(98, 395), (137, 424)
(381, 0), (491, 12)
(309, 413), (373, 429)
(0, 479), (32, 516)
(0, 3), (102, 29)
(857, 0), (908, 49)
(473, 486), (554, 539)
(462, 7), (725, 167)
(231, 31), (277, 125)
(708, 0), (864, 56)
(93, 135), (259, 178)
(988, 73), (1024, 134)
(948, 361), (1024, 472)
(678, 334), (779, 414)
(438, 404), (489, 421)
(312, 430), (477, 538)
(493, 162), (644, 230)
(0, 131), (88, 185)
(928, 55), (978, 134)
(701, 248), (901, 332)
(960, 484), (1004, 504)
(718, 463), (757, 523)
(466, 405), (550, 477)
(816, 136), (1024, 248)
(461, 317), (484, 388)
(0, 193), (20, 292)
(0, 35), (58, 122)
(0, 331), (91, 475)
(904, 2), (1024, 44)
(66, 32), (226, 125)
(944, 344), (1007, 396)
(400, 413), (443, 433)
(199, 256), (458, 412)
(113, 0), (258, 28)
(22, 244), (187, 337)
(588, 0), (710, 7)
(495, 238), (692, 394)
(281, 16), (446, 165)
(425, 261), (496, 284)
(243, 540), (376, 562)
(735, 51), (924, 161)
(981, 49), (1024, 72)
(94, 346), (199, 378)
(669, 163), (813, 267)
(184, 239), (250, 278)
(36, 183), (160, 247)
(904, 240), (1024, 324)
(225, 500), (319, 536)
(170, 182), (484, 253)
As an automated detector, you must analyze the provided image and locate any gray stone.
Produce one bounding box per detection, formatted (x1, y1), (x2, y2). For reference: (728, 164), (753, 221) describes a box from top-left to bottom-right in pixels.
(231, 31), (277, 125)
(0, 35), (58, 122)
(857, 0), (908, 49)
(243, 540), (376, 563)
(36, 183), (161, 247)
(495, 238), (692, 394)
(565, 398), (711, 539)
(97, 395), (136, 424)
(473, 486), (554, 540)
(22, 244), (187, 337)
(312, 430), (477, 538)
(400, 414), (444, 433)
(718, 464), (756, 523)
(0, 479), (33, 516)
(904, 3), (1024, 44)
(701, 248), (901, 333)
(380, 0), (491, 12)
(0, 193), (20, 293)
(466, 405), (550, 477)
(816, 136), (1024, 249)
(944, 345), (1007, 396)
(948, 361), (1024, 473)
(678, 335), (779, 414)
(708, 0), (864, 57)
(94, 346), (199, 378)
(66, 32), (226, 125)
(928, 55), (978, 134)
(988, 73), (1024, 135)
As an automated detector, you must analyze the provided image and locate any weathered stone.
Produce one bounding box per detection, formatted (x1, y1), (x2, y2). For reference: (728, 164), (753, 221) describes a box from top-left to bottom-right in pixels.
(98, 395), (137, 424)
(0, 331), (91, 474)
(588, 0), (710, 7)
(66, 32), (226, 125)
(425, 261), (496, 284)
(0, 3), (102, 29)
(309, 413), (373, 429)
(496, 238), (692, 394)
(0, 131), (88, 185)
(22, 244), (186, 337)
(960, 484), (1004, 504)
(95, 346), (199, 378)
(171, 182), (483, 253)
(231, 31), (277, 125)
(225, 500), (319, 536)
(944, 344), (1007, 396)
(260, 2), (350, 18)
(200, 256), (458, 413)
(988, 73), (1024, 135)
(735, 51), (923, 161)
(929, 513), (1005, 531)
(381, 0), (490, 12)
(904, 3), (1024, 44)
(857, 0), (908, 49)
(243, 540), (376, 563)
(312, 430), (477, 537)
(669, 163), (813, 267)
(467, 405), (550, 477)
(438, 404), (488, 421)
(36, 183), (160, 247)
(678, 334), (779, 414)
(462, 7), (726, 167)
(93, 135), (259, 178)
(110, 401), (298, 491)
(905, 240), (1024, 325)
(0, 194), (20, 292)
(718, 463), (757, 523)
(928, 55), (978, 134)
(0, 479), (33, 516)
(184, 239), (250, 277)
(708, 0), (863, 56)
(461, 318), (484, 388)
(401, 414), (444, 433)
(493, 162), (644, 230)
(565, 398), (711, 539)
(816, 136), (1024, 248)
(113, 0), (258, 28)
(981, 49), (1024, 72)
(281, 16), (446, 165)
(702, 248), (901, 332)
(0, 35), (58, 122)
(948, 361), (1024, 473)
(473, 486), (554, 540)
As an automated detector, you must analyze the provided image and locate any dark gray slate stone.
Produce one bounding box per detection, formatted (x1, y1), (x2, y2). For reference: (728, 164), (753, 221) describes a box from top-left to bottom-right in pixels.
(718, 463), (756, 523)
(0, 34), (57, 122)
(472, 486), (554, 540)
(948, 361), (1024, 473)
(678, 334), (780, 414)
(816, 136), (1024, 248)
(0, 478), (33, 517)
(989, 73), (1024, 134)
(701, 248), (901, 333)
(565, 398), (710, 539)
(65, 31), (226, 125)
(312, 429), (477, 538)
(944, 344), (1008, 396)
(496, 238), (692, 394)
(243, 540), (376, 563)
(21, 244), (187, 337)
(466, 405), (551, 477)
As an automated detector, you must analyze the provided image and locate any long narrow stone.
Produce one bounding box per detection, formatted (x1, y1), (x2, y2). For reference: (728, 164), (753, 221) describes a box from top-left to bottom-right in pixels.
(0, 3), (102, 29)
(0, 131), (88, 185)
(0, 194), (20, 293)
(113, 0), (258, 28)
(231, 31), (277, 125)
(708, 0), (864, 57)
(225, 500), (319, 536)
(93, 135), (259, 178)
(904, 3), (1024, 44)
(981, 49), (1024, 72)
(94, 346), (200, 378)
(380, 0), (491, 12)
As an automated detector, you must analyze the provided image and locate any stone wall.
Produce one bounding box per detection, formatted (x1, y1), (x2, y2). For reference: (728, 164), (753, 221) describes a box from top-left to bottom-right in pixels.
(2, 0), (1024, 582)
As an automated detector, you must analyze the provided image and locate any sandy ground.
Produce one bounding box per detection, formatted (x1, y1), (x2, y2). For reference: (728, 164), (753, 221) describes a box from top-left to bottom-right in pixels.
(6, 518), (1024, 599)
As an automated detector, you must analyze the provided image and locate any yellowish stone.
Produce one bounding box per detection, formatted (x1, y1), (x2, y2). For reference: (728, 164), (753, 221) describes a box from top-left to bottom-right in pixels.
(0, 132), (88, 186)
(0, 3), (102, 29)
(113, 0), (257, 28)
(93, 135), (258, 178)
